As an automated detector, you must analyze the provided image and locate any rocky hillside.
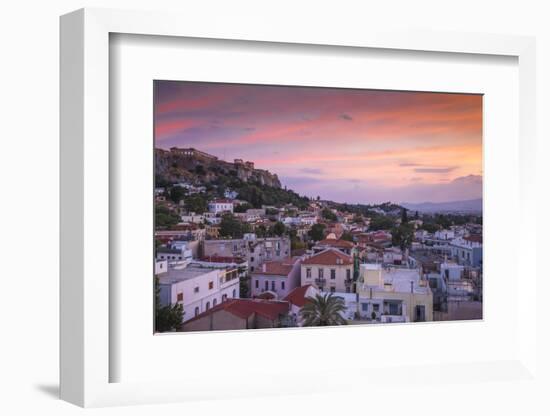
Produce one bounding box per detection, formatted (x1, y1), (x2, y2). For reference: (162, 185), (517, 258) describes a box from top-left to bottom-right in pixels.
(155, 147), (282, 188)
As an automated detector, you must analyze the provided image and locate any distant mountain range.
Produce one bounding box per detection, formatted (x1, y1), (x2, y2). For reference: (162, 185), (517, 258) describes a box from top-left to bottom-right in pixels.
(401, 198), (482, 214)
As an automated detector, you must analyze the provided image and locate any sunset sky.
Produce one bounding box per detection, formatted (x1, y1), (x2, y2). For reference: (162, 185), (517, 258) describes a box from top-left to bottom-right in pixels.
(155, 81), (482, 204)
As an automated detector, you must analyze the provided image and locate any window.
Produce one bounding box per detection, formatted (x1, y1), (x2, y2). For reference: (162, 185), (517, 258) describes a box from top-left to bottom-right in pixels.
(330, 286), (336, 293)
(319, 286), (324, 292)
(318, 268), (324, 278)
(222, 294), (227, 302)
(255, 280), (259, 289)
(250, 266), (255, 272)
(362, 303), (369, 312)
(177, 293), (183, 302)
(306, 268), (311, 278)
(271, 281), (275, 291)
(281, 281), (285, 290)
(206, 301), (210, 310)
(265, 280), (269, 291)
(345, 286), (350, 293)
(208, 281), (214, 290)
(250, 257), (254, 262)
(194, 286), (199, 293)
(194, 307), (200, 316)
(346, 269), (351, 280)
(276, 250), (280, 257)
(232, 289), (236, 298)
(330, 269), (336, 279)
(213, 298), (217, 306)
(373, 304), (379, 312)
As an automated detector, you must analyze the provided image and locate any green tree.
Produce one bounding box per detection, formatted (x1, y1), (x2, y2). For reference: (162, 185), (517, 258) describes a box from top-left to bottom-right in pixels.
(219, 213), (247, 238)
(369, 215), (395, 231)
(420, 222), (439, 233)
(391, 224), (414, 250)
(321, 208), (337, 221)
(239, 273), (250, 298)
(234, 203), (253, 213)
(291, 239), (306, 251)
(352, 214), (364, 224)
(154, 277), (184, 332)
(401, 208), (408, 224)
(270, 221), (286, 236)
(184, 194), (208, 214)
(435, 214), (452, 229)
(169, 186), (187, 204)
(308, 223), (326, 241)
(300, 293), (348, 326)
(341, 232), (354, 242)
(194, 165), (206, 175)
(155, 205), (180, 228)
(255, 224), (268, 238)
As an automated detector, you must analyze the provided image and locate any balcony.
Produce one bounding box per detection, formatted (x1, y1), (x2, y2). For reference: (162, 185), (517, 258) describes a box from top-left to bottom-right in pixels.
(219, 273), (239, 289)
(314, 278), (326, 286)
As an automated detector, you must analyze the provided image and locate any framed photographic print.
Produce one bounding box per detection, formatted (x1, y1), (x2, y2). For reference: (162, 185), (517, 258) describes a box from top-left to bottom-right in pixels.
(60, 7), (539, 408)
(153, 81), (483, 333)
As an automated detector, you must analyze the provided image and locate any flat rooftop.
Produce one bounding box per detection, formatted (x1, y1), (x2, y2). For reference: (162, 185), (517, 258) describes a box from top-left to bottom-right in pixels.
(157, 265), (217, 285)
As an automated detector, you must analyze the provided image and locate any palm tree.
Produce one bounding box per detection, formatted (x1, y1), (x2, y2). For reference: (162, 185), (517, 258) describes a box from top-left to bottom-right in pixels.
(300, 293), (348, 327)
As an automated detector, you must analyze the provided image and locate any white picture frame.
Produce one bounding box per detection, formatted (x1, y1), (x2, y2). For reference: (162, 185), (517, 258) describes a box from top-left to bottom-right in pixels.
(60, 7), (538, 408)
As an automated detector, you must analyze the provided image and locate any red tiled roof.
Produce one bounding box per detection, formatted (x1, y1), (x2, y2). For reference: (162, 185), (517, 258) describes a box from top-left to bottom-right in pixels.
(316, 238), (354, 248)
(464, 234), (483, 243)
(185, 299), (289, 324)
(283, 285), (314, 307)
(256, 292), (276, 300)
(253, 260), (293, 276)
(302, 249), (353, 266)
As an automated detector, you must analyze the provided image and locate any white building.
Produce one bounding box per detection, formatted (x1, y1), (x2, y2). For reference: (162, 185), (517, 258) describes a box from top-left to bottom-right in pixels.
(155, 259), (168, 275)
(357, 264), (433, 323)
(224, 189), (238, 199)
(440, 261), (464, 281)
(204, 235), (291, 273)
(156, 244), (193, 262)
(449, 235), (483, 267)
(207, 199), (234, 214)
(157, 263), (240, 322)
(251, 257), (302, 299)
(300, 248), (354, 293)
(180, 212), (205, 224)
(435, 229), (455, 240)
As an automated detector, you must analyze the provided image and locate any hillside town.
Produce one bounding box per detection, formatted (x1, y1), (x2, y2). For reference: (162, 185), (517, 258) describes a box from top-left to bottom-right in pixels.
(154, 147), (483, 332)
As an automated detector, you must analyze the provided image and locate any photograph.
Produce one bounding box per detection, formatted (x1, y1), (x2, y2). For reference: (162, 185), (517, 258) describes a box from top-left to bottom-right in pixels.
(153, 81), (483, 333)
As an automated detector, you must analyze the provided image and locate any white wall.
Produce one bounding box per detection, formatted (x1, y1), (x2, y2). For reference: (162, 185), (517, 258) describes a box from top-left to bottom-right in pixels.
(1, 1), (549, 415)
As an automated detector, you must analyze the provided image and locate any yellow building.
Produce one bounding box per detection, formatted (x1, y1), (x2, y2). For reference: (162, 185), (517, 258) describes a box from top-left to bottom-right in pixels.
(357, 264), (433, 323)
